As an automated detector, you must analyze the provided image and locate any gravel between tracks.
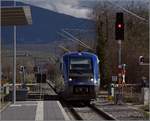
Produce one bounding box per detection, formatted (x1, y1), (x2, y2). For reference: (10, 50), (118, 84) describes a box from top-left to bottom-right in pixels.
(73, 106), (106, 120)
(93, 97), (148, 120)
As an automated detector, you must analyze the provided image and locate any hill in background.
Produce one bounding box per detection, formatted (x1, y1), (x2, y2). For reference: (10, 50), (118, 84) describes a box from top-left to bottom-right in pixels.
(1, 1), (95, 44)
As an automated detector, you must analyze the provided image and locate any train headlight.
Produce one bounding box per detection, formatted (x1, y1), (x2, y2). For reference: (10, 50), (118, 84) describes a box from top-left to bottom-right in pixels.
(90, 78), (94, 82)
(69, 78), (72, 81)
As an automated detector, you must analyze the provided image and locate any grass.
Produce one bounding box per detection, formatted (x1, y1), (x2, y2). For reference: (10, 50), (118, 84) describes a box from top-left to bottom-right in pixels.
(107, 96), (114, 101)
(143, 109), (150, 119)
(124, 97), (139, 103)
(140, 104), (149, 112)
(0, 101), (9, 110)
(139, 104), (150, 119)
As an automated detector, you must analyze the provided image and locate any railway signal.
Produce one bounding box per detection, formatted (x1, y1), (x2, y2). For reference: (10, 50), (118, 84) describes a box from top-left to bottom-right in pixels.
(19, 66), (27, 88)
(122, 64), (126, 84)
(115, 12), (124, 40)
(139, 56), (149, 65)
(139, 56), (144, 64)
(20, 66), (25, 72)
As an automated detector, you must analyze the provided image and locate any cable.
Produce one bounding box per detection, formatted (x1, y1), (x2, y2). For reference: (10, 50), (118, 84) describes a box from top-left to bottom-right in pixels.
(58, 45), (71, 52)
(57, 32), (93, 51)
(62, 29), (94, 51)
(107, 0), (149, 23)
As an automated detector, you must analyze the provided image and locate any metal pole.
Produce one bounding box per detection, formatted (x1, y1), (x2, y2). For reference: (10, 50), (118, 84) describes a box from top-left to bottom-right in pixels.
(114, 40), (122, 104)
(118, 40), (122, 65)
(0, 8), (1, 98)
(13, 25), (16, 104)
(0, 0), (2, 102)
(23, 68), (25, 85)
(12, 0), (17, 104)
(118, 40), (124, 104)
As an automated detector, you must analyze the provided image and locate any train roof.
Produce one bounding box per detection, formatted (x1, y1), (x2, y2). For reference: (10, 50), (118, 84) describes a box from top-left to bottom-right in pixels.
(62, 51), (99, 59)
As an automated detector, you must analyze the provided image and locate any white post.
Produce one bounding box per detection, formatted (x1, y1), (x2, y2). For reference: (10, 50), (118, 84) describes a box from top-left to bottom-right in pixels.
(111, 85), (114, 96)
(141, 88), (149, 105)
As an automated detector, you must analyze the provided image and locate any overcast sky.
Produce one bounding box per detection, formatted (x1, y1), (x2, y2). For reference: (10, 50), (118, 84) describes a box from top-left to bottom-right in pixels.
(14, 0), (149, 19)
(16, 0), (92, 19)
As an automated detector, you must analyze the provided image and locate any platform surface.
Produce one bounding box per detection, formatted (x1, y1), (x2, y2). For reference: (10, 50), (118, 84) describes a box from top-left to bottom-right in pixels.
(1, 101), (69, 120)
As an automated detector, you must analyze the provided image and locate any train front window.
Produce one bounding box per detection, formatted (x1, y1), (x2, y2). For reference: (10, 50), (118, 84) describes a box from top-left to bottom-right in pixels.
(69, 58), (93, 80)
(70, 58), (92, 71)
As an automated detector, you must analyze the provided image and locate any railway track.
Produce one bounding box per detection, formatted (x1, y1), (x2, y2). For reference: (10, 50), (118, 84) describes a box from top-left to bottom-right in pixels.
(95, 96), (147, 120)
(62, 101), (116, 120)
(88, 104), (116, 120)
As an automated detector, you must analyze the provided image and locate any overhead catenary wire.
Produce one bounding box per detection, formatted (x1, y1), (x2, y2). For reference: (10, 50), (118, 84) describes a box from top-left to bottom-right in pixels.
(63, 28), (95, 32)
(58, 45), (71, 52)
(61, 29), (94, 51)
(58, 32), (91, 50)
(107, 0), (149, 23)
(62, 29), (91, 49)
(57, 32), (94, 51)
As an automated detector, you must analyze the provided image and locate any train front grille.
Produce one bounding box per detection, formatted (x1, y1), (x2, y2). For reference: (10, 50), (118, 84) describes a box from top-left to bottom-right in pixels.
(73, 86), (90, 95)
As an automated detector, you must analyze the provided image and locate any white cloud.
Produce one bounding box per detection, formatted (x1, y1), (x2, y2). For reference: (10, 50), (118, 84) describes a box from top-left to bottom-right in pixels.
(16, 0), (92, 19)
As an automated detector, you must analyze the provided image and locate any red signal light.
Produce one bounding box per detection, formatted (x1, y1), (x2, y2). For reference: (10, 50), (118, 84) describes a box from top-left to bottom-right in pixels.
(118, 24), (122, 28)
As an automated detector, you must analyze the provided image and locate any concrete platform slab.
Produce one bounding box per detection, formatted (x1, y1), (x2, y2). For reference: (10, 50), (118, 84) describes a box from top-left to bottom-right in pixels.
(1, 101), (69, 120)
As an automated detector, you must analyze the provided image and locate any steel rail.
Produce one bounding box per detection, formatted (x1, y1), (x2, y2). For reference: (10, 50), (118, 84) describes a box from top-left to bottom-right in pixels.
(60, 101), (83, 120)
(68, 106), (83, 120)
(89, 104), (116, 120)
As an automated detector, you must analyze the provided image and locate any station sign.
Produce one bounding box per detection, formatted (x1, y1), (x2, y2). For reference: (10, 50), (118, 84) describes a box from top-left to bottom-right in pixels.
(112, 76), (117, 82)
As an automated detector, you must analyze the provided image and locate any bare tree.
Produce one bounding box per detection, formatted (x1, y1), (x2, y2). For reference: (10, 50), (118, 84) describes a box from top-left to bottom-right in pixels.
(92, 0), (149, 87)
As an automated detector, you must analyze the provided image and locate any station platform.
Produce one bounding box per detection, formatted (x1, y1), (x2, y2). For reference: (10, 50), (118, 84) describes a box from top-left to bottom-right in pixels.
(27, 82), (59, 100)
(1, 101), (69, 120)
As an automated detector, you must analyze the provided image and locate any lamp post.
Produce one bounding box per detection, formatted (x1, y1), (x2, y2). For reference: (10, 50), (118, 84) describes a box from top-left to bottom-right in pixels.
(13, 25), (16, 104)
(12, 0), (16, 104)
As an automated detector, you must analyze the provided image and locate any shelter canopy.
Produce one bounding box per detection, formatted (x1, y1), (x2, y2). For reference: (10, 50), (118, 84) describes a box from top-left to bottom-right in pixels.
(1, 6), (32, 26)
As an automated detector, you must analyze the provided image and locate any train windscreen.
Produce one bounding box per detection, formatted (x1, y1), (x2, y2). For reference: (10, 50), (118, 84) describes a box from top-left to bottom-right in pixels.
(69, 57), (93, 80)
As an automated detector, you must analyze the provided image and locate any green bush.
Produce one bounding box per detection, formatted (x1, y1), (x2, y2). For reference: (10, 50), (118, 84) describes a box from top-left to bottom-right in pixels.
(124, 97), (139, 103)
(140, 105), (149, 112)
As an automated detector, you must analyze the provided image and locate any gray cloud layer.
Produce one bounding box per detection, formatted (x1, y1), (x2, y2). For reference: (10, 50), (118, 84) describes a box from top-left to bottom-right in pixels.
(16, 0), (92, 19)
(14, 0), (149, 19)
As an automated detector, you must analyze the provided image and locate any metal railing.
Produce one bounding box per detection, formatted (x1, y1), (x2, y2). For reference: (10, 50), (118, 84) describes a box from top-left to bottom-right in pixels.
(122, 84), (142, 103)
(0, 82), (56, 102)
(0, 84), (10, 108)
(0, 83), (45, 102)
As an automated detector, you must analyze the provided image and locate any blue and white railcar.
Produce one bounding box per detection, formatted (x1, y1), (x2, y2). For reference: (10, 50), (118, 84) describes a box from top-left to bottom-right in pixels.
(60, 52), (100, 102)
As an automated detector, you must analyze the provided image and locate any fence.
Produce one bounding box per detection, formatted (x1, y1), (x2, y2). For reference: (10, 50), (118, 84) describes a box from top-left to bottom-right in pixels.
(122, 84), (143, 103)
(0, 82), (56, 104)
(0, 83), (43, 103)
(0, 84), (10, 108)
